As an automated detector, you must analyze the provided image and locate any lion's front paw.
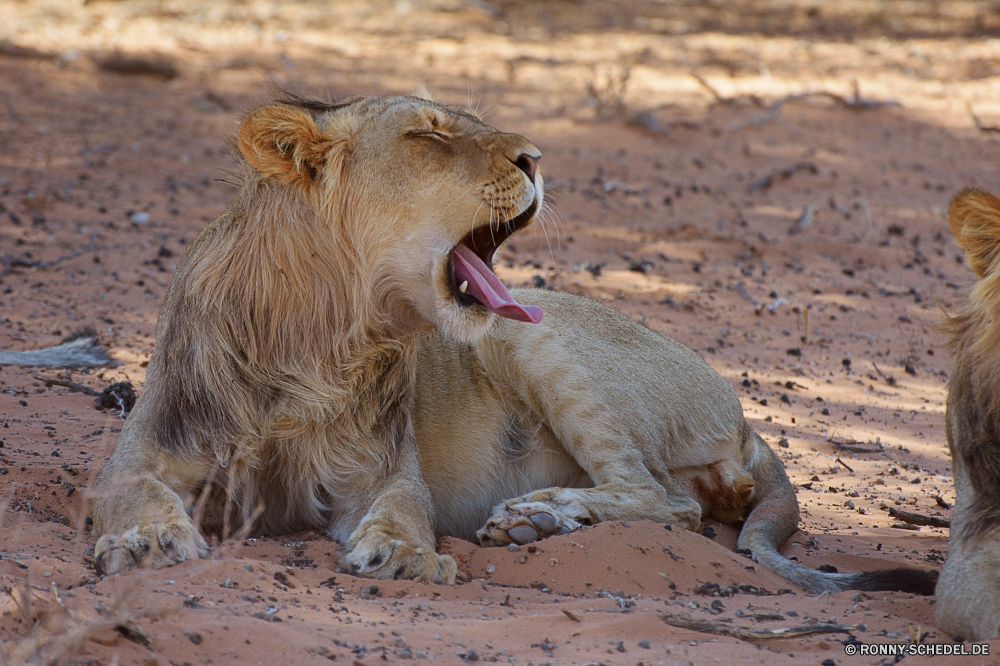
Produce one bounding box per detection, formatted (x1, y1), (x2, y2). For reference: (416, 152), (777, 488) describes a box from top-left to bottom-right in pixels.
(342, 524), (456, 584)
(662, 500), (702, 532)
(94, 514), (209, 576)
(477, 501), (581, 547)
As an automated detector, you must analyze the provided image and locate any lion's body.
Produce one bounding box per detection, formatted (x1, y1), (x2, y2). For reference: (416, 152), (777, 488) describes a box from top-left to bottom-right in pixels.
(416, 289), (752, 541)
(90, 93), (936, 596)
(937, 188), (1000, 640)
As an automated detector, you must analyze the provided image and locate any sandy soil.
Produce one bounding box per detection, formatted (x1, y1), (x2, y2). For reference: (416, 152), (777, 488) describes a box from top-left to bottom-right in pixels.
(2, 1), (1000, 664)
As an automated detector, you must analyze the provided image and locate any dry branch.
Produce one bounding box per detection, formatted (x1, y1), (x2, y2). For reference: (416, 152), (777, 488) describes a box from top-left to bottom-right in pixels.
(834, 457), (854, 473)
(0, 40), (56, 61)
(660, 613), (859, 641)
(831, 439), (881, 454)
(30, 373), (100, 396)
(692, 73), (764, 107)
(888, 507), (950, 528)
(968, 103), (1000, 133)
(1, 230), (98, 278)
(749, 162), (817, 193)
(115, 618), (151, 646)
(93, 52), (178, 79)
(733, 80), (899, 131)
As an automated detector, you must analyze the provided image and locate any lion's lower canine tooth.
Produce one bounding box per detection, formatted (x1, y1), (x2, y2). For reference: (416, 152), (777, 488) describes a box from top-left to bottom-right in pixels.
(459, 281), (468, 293)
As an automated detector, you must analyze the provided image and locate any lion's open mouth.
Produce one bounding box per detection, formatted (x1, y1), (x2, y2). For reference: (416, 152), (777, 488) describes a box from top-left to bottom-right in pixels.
(449, 200), (543, 324)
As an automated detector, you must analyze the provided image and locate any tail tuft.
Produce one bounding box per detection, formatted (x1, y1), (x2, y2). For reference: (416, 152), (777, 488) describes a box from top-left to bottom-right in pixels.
(0, 327), (114, 368)
(61, 326), (100, 344)
(850, 567), (939, 596)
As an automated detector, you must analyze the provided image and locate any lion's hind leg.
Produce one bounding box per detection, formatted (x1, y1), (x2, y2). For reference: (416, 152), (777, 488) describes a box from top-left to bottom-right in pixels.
(477, 477), (705, 547)
(477, 496), (583, 546)
(672, 459), (756, 526)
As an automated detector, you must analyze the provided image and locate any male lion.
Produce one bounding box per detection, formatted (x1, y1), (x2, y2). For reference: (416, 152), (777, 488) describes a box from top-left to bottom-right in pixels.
(91, 93), (936, 595)
(938, 188), (1000, 639)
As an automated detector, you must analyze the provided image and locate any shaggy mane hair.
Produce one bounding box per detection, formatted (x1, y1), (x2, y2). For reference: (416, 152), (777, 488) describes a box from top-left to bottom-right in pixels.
(944, 188), (1000, 546)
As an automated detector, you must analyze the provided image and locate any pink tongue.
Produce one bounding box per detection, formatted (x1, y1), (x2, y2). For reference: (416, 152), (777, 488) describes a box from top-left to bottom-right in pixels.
(452, 243), (543, 324)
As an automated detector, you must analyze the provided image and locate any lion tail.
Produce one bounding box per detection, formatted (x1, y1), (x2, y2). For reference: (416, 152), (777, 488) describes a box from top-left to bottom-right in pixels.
(736, 428), (938, 595)
(0, 327), (114, 368)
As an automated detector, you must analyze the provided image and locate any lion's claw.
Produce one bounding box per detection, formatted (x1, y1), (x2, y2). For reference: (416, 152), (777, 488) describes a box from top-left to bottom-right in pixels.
(342, 523), (456, 584)
(94, 516), (209, 575)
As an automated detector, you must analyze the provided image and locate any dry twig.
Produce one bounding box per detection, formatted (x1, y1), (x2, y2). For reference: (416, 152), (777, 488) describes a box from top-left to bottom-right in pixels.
(888, 507), (950, 529)
(692, 73), (764, 107)
(749, 162), (817, 193)
(30, 373), (100, 396)
(968, 102), (1000, 133)
(733, 80), (899, 130)
(93, 52), (177, 79)
(660, 613), (859, 641)
(834, 457), (854, 473)
(1, 230), (98, 278)
(0, 40), (56, 60)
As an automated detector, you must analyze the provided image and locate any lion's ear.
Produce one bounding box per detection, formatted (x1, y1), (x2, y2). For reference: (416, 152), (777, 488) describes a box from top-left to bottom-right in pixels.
(411, 86), (434, 101)
(950, 188), (1000, 277)
(238, 105), (333, 187)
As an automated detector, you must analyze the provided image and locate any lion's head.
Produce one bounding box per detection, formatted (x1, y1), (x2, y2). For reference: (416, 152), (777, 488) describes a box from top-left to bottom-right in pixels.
(236, 93), (544, 343)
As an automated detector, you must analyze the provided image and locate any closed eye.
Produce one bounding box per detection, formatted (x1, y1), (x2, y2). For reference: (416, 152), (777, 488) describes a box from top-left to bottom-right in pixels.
(409, 129), (450, 141)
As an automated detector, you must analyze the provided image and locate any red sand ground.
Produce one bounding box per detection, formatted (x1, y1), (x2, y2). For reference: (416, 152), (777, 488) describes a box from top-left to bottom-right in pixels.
(2, 1), (1000, 664)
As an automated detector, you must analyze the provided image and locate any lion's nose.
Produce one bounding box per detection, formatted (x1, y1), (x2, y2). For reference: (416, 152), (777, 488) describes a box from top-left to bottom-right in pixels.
(512, 152), (540, 182)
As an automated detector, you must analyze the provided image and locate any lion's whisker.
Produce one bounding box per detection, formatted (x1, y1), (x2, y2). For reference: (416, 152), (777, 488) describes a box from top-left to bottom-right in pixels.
(470, 200), (488, 241)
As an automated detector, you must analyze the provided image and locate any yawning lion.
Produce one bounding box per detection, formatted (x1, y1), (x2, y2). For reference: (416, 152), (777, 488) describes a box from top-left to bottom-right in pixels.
(91, 93), (936, 597)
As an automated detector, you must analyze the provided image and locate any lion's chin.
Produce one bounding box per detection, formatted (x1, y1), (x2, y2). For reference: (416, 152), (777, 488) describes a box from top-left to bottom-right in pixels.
(433, 299), (497, 344)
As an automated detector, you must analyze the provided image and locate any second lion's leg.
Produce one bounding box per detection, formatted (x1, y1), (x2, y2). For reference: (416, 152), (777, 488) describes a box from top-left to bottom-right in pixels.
(477, 445), (705, 546)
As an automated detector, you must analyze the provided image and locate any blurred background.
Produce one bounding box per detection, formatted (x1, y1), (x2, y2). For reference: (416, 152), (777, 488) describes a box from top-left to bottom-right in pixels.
(3, 0), (1000, 126)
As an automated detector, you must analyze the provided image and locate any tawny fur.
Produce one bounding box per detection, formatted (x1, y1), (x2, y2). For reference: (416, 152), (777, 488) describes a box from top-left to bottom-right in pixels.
(937, 187), (1000, 639)
(91, 93), (936, 596)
